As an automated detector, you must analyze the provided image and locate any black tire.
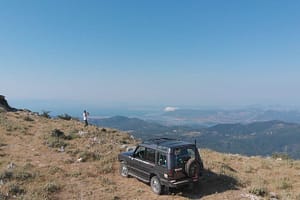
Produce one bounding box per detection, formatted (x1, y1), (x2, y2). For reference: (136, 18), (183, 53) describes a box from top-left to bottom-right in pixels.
(150, 176), (162, 195)
(185, 158), (200, 178)
(119, 162), (129, 178)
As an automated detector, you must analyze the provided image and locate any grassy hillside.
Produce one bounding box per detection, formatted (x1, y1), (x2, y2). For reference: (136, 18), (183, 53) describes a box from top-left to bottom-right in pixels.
(1, 110), (300, 200)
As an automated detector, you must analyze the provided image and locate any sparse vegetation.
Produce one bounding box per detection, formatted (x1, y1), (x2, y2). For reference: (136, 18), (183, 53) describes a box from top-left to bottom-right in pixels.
(277, 177), (293, 190)
(272, 152), (291, 160)
(43, 182), (61, 193)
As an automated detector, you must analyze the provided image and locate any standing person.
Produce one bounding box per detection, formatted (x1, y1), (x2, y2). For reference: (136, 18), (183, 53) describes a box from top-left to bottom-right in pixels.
(83, 110), (89, 127)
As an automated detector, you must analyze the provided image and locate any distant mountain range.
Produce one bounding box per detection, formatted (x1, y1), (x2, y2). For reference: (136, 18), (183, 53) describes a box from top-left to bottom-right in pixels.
(159, 108), (300, 126)
(91, 116), (300, 159)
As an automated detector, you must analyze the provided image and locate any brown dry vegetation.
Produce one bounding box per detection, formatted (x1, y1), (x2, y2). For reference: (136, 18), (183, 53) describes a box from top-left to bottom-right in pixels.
(1, 110), (300, 200)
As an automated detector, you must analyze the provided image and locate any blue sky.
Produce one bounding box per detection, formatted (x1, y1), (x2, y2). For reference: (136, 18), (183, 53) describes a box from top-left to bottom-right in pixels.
(1, 0), (300, 113)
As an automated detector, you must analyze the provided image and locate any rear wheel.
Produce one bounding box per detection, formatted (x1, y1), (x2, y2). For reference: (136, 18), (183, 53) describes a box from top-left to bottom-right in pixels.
(119, 162), (129, 178)
(150, 176), (162, 195)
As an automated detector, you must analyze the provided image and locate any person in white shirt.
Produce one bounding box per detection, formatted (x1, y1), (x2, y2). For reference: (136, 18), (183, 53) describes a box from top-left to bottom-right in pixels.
(83, 110), (89, 126)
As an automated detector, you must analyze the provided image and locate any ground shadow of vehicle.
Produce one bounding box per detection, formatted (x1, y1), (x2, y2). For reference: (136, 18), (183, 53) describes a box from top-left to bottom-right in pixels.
(169, 168), (240, 199)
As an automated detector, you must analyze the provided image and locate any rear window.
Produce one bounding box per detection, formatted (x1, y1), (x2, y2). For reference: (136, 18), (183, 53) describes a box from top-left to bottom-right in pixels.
(174, 146), (196, 168)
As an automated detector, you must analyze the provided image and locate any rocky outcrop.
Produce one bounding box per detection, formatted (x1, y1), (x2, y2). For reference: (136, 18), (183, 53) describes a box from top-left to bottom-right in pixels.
(0, 95), (17, 112)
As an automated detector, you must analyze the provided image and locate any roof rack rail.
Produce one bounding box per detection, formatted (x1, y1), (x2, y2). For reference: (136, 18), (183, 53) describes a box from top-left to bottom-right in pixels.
(143, 138), (177, 145)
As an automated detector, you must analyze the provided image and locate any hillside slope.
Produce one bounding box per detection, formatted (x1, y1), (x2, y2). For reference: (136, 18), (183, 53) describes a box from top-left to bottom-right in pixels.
(1, 110), (300, 200)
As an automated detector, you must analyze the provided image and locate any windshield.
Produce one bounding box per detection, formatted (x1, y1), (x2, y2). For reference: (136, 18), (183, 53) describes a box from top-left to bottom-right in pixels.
(174, 146), (196, 168)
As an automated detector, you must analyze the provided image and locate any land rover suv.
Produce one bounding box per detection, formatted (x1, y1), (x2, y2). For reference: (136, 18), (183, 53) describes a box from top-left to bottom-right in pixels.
(118, 138), (204, 194)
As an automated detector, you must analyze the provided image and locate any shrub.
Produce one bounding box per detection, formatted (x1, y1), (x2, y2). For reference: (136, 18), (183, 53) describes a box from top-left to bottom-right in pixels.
(249, 187), (268, 196)
(0, 192), (8, 200)
(47, 138), (67, 148)
(15, 170), (34, 181)
(8, 184), (25, 196)
(277, 178), (293, 190)
(43, 182), (61, 193)
(64, 132), (79, 140)
(0, 170), (13, 180)
(24, 116), (34, 122)
(272, 152), (291, 160)
(57, 113), (72, 120)
(97, 163), (114, 174)
(78, 151), (101, 162)
(51, 129), (65, 138)
(40, 110), (51, 118)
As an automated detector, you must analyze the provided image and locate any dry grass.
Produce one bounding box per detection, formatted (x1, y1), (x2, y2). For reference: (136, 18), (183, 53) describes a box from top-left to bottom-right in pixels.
(1, 111), (300, 199)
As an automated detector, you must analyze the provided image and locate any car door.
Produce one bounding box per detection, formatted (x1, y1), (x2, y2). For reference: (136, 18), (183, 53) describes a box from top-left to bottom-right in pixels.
(156, 151), (168, 181)
(130, 146), (155, 182)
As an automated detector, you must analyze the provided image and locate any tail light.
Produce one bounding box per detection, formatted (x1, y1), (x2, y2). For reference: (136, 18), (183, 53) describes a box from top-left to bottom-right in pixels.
(165, 169), (174, 179)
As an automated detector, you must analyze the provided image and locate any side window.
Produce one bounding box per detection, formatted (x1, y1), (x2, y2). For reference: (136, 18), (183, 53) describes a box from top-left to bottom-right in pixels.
(145, 148), (155, 163)
(135, 146), (146, 160)
(157, 152), (167, 168)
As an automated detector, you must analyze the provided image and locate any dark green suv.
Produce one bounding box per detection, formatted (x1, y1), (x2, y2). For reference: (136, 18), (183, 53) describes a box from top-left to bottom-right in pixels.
(118, 138), (204, 194)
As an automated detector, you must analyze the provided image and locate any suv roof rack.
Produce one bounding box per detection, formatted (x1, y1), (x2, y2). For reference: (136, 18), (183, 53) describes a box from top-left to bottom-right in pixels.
(143, 138), (177, 145)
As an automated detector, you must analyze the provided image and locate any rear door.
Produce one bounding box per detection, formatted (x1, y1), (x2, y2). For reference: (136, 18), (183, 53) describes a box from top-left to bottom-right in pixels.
(172, 145), (197, 179)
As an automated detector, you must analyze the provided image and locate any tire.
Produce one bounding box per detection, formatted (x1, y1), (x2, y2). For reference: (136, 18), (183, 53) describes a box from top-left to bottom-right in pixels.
(185, 158), (200, 178)
(150, 176), (162, 195)
(119, 162), (129, 178)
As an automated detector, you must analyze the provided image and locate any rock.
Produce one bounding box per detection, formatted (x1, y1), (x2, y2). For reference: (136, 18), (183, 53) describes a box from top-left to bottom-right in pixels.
(59, 146), (65, 152)
(0, 95), (17, 112)
(7, 162), (16, 169)
(269, 192), (278, 200)
(240, 193), (260, 200)
(78, 131), (88, 136)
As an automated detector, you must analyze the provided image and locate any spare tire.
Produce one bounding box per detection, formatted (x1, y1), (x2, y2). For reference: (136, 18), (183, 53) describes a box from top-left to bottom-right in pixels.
(185, 158), (200, 178)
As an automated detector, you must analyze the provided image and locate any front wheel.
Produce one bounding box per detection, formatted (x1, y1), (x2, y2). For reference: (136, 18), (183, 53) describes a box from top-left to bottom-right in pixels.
(150, 176), (162, 195)
(119, 162), (129, 178)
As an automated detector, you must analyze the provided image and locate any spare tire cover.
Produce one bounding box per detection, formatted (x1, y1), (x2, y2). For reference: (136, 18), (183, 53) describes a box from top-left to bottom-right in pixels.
(185, 158), (200, 178)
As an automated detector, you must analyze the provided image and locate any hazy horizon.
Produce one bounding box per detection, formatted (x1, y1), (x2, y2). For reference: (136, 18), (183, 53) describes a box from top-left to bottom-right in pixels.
(1, 1), (300, 108)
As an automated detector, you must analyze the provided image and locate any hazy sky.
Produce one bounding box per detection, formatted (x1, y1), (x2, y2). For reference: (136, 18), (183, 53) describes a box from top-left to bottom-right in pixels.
(1, 0), (300, 111)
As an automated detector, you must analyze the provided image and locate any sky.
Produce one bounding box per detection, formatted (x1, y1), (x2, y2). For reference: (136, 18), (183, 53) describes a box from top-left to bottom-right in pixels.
(1, 0), (300, 113)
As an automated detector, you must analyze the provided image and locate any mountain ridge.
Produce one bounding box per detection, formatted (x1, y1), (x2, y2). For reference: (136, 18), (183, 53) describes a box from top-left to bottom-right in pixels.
(91, 116), (300, 159)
